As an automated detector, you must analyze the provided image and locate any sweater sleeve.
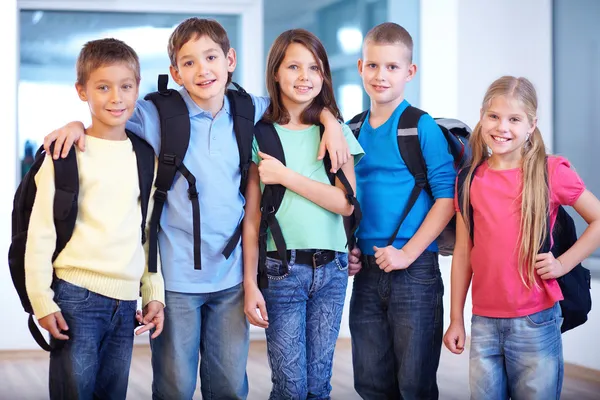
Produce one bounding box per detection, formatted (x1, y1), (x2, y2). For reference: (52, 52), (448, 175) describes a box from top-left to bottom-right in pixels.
(24, 155), (61, 319)
(140, 158), (166, 308)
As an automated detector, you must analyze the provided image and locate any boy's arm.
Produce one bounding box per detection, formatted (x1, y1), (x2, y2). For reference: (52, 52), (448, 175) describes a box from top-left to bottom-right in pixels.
(24, 156), (61, 319)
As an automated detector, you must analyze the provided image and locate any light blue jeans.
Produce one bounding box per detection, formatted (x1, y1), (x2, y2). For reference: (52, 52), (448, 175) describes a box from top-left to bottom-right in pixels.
(261, 251), (349, 400)
(469, 302), (564, 400)
(150, 283), (249, 400)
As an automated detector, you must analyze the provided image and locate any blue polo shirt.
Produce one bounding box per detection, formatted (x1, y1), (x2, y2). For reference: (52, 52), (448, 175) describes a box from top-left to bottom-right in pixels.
(126, 88), (269, 293)
(353, 100), (456, 255)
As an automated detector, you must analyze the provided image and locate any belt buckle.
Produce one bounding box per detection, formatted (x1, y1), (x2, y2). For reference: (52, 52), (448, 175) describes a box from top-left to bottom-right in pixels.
(312, 251), (322, 269)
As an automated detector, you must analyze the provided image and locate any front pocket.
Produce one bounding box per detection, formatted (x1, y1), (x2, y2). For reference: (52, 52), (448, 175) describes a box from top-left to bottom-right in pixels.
(55, 280), (91, 304)
(335, 253), (349, 271)
(525, 306), (556, 327)
(405, 258), (439, 284)
(265, 257), (290, 280)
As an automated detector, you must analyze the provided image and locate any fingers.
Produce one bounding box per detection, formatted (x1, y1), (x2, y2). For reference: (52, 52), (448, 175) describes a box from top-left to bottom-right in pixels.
(348, 264), (362, 276)
(135, 321), (156, 336)
(329, 150), (339, 173)
(257, 302), (269, 326)
(76, 135), (86, 152)
(61, 136), (75, 158)
(350, 247), (362, 257)
(151, 313), (164, 339)
(245, 307), (268, 328)
(45, 316), (69, 340)
(456, 333), (465, 352)
(142, 308), (159, 325)
(317, 140), (326, 161)
(53, 133), (67, 159)
(136, 310), (144, 323)
(258, 151), (274, 160)
(54, 312), (69, 332)
(338, 149), (349, 167)
(43, 132), (58, 155)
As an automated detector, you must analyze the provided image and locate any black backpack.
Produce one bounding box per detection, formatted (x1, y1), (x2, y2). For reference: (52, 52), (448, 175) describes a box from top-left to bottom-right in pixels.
(144, 75), (255, 273)
(457, 163), (592, 333)
(348, 106), (471, 256)
(254, 121), (362, 288)
(8, 131), (155, 350)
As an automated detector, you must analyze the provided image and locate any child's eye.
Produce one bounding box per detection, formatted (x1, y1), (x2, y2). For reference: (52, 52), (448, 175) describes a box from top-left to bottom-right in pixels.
(183, 60), (193, 67)
(310, 65), (319, 71)
(288, 65), (298, 70)
(368, 64), (377, 69)
(488, 114), (498, 120)
(122, 84), (134, 90)
(97, 85), (109, 91)
(207, 55), (217, 61)
(388, 65), (398, 70)
(510, 117), (521, 123)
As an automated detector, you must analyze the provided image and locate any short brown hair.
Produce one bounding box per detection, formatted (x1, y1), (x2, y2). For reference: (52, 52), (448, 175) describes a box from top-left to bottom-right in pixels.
(364, 22), (414, 62)
(168, 18), (232, 85)
(263, 29), (342, 125)
(76, 38), (140, 86)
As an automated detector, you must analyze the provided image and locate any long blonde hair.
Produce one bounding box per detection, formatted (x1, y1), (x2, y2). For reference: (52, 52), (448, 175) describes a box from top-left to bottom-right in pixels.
(461, 76), (548, 288)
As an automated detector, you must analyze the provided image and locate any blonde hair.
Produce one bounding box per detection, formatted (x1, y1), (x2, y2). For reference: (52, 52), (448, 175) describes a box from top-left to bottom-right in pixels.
(461, 76), (547, 288)
(76, 38), (140, 86)
(363, 22), (413, 62)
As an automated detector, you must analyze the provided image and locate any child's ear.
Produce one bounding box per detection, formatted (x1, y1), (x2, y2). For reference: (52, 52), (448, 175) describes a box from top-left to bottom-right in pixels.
(227, 48), (237, 73)
(169, 65), (184, 86)
(406, 63), (417, 82)
(357, 59), (363, 76)
(75, 83), (87, 101)
(529, 117), (538, 134)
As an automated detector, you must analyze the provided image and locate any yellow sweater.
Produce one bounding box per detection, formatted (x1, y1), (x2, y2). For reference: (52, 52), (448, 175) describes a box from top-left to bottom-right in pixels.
(25, 135), (164, 319)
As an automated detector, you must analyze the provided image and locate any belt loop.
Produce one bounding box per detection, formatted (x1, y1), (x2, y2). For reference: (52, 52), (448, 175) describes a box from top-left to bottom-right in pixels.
(290, 249), (296, 265)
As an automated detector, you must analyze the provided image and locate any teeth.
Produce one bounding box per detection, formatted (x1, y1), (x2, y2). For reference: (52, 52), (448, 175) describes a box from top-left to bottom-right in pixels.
(493, 136), (509, 142)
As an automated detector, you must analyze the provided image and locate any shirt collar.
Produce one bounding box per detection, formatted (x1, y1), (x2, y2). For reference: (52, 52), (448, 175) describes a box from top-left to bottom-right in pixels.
(178, 87), (232, 118)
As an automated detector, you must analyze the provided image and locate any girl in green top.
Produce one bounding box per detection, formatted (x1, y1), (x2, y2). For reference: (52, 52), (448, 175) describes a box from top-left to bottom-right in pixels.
(242, 29), (364, 398)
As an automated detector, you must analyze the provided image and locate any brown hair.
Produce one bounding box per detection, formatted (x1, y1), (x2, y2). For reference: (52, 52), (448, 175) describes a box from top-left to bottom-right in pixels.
(461, 76), (547, 288)
(168, 18), (233, 85)
(364, 22), (414, 63)
(263, 29), (342, 125)
(76, 38), (140, 86)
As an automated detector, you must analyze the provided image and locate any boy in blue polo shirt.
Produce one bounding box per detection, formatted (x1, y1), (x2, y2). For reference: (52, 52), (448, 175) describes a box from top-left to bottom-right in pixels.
(43, 18), (348, 400)
(347, 22), (456, 399)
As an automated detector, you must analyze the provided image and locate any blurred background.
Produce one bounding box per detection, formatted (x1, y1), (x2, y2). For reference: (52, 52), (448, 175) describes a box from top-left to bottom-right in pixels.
(2, 0), (599, 398)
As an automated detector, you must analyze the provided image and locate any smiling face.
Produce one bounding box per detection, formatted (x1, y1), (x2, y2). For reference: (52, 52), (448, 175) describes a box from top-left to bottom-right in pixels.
(358, 41), (416, 107)
(275, 42), (324, 113)
(76, 62), (139, 131)
(169, 34), (236, 112)
(480, 95), (537, 163)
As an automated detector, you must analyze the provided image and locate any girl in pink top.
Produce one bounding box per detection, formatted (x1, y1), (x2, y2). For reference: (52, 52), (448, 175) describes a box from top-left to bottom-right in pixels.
(443, 76), (600, 400)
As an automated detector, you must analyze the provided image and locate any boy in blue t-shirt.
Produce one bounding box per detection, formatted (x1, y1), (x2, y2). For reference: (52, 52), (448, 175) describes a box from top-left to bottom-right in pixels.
(348, 22), (456, 399)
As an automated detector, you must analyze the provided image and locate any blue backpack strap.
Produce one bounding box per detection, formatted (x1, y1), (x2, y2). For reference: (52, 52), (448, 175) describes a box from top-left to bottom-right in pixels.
(144, 74), (201, 272)
(254, 121), (288, 289)
(126, 130), (155, 245)
(222, 83), (256, 259)
(387, 106), (428, 246)
(318, 125), (362, 249)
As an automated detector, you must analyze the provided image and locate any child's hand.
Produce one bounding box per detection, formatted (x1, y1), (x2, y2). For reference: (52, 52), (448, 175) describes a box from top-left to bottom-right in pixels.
(535, 252), (567, 280)
(373, 246), (411, 272)
(43, 121), (86, 159)
(258, 151), (290, 185)
(348, 247), (363, 276)
(135, 301), (165, 339)
(244, 283), (269, 329)
(318, 111), (350, 172)
(443, 321), (466, 354)
(39, 311), (69, 340)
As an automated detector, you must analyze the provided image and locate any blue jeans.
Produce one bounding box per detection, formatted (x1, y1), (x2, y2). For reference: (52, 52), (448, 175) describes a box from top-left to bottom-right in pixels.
(261, 251), (349, 400)
(349, 250), (444, 400)
(150, 283), (249, 400)
(469, 303), (564, 400)
(49, 279), (137, 400)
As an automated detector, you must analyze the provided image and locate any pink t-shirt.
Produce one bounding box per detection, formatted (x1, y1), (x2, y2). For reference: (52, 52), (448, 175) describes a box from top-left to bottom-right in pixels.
(454, 156), (585, 318)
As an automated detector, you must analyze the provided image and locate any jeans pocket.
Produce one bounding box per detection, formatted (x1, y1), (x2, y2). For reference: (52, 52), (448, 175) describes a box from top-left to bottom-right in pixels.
(335, 253), (349, 271)
(525, 306), (556, 327)
(266, 257), (290, 280)
(55, 280), (91, 304)
(405, 252), (439, 284)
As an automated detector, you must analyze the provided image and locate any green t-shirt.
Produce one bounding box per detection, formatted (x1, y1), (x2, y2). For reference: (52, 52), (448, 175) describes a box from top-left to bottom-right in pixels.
(252, 123), (364, 253)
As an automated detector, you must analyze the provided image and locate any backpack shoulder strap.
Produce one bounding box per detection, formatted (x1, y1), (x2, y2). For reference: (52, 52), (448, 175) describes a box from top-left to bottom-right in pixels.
(254, 121), (288, 288)
(51, 143), (79, 257)
(456, 166), (476, 243)
(386, 106), (428, 246)
(221, 83), (256, 259)
(348, 111), (368, 138)
(127, 130), (155, 245)
(144, 74), (194, 272)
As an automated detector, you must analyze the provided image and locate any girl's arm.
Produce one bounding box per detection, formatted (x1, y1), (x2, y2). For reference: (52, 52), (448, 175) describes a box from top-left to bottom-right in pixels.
(258, 151), (355, 216)
(318, 109), (350, 172)
(537, 189), (600, 278)
(242, 163), (269, 328)
(443, 211), (473, 354)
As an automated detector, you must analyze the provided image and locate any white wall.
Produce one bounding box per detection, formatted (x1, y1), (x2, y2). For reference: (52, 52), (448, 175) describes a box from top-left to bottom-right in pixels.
(421, 0), (600, 371)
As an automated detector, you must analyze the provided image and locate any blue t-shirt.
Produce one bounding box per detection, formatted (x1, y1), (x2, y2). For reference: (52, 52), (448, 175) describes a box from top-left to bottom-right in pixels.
(126, 88), (269, 293)
(352, 100), (456, 255)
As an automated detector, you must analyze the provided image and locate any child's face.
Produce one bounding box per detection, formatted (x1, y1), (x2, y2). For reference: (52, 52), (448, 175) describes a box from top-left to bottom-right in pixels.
(358, 42), (415, 107)
(170, 35), (236, 109)
(275, 43), (324, 112)
(480, 95), (537, 162)
(76, 63), (139, 129)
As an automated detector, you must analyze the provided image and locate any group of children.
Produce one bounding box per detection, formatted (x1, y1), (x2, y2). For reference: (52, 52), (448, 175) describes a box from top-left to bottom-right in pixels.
(23, 15), (600, 400)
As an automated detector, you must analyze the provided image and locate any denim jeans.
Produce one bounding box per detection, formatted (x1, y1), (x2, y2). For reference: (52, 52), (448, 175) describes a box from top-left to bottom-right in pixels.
(49, 279), (137, 400)
(150, 283), (249, 400)
(469, 302), (564, 400)
(349, 250), (444, 400)
(261, 251), (349, 400)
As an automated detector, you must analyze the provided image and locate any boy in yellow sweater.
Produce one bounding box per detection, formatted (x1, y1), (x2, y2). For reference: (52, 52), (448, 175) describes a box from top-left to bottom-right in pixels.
(24, 39), (165, 400)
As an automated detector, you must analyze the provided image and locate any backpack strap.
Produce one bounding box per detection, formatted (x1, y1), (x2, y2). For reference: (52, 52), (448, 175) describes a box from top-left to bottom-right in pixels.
(456, 166), (476, 243)
(222, 83), (256, 259)
(254, 122), (288, 288)
(51, 144), (79, 259)
(348, 111), (369, 138)
(127, 130), (155, 245)
(387, 106), (428, 246)
(144, 74), (200, 272)
(319, 125), (362, 248)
